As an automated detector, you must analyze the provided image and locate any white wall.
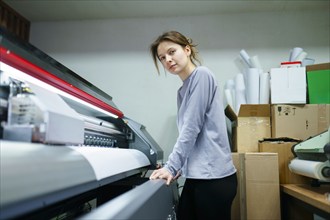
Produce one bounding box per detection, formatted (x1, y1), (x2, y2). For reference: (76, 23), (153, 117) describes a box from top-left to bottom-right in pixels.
(30, 10), (329, 160)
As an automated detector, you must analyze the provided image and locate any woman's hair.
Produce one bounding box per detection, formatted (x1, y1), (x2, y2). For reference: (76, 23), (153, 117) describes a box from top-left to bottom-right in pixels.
(150, 31), (201, 74)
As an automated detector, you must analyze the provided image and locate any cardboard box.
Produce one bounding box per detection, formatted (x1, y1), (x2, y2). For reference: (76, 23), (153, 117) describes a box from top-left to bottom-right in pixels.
(225, 104), (271, 152)
(271, 104), (330, 140)
(270, 66), (306, 104)
(231, 153), (241, 220)
(231, 153), (281, 220)
(258, 138), (310, 184)
(306, 62), (330, 72)
(306, 63), (330, 104)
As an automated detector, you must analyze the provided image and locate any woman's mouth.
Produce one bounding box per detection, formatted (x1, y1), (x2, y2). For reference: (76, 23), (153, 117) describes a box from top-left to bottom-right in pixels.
(169, 64), (177, 70)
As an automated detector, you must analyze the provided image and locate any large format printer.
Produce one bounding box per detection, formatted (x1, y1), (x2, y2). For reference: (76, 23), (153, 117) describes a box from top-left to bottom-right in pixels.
(0, 28), (178, 220)
(289, 127), (330, 185)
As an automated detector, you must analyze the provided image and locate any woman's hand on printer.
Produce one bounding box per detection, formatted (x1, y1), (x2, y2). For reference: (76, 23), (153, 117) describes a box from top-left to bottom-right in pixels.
(150, 167), (174, 185)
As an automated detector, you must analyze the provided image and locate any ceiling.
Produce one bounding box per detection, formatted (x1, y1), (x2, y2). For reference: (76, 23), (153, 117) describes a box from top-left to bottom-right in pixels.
(3, 0), (329, 22)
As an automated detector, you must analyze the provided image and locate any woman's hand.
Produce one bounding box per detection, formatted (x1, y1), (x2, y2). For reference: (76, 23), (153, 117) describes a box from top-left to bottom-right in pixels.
(149, 167), (174, 185)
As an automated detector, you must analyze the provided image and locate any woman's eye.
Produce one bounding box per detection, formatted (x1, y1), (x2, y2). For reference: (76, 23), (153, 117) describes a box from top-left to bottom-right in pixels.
(169, 50), (175, 55)
(159, 56), (165, 61)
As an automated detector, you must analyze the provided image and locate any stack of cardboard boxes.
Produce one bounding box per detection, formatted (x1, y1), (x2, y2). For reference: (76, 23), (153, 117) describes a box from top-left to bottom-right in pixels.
(228, 63), (330, 220)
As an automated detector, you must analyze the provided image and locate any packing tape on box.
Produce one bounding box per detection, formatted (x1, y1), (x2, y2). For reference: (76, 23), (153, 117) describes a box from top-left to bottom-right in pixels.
(289, 158), (330, 182)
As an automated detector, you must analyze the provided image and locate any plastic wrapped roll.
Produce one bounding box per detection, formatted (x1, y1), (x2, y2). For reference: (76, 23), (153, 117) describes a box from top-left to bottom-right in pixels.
(289, 158), (330, 182)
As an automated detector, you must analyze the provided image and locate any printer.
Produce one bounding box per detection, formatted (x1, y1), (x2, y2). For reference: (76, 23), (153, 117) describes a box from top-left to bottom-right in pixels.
(289, 127), (330, 185)
(0, 28), (178, 219)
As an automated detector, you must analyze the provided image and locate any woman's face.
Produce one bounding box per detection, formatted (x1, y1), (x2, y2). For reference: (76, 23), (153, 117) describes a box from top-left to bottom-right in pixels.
(157, 41), (192, 76)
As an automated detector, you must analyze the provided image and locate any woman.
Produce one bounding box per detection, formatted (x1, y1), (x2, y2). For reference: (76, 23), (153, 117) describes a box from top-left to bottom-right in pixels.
(149, 31), (237, 220)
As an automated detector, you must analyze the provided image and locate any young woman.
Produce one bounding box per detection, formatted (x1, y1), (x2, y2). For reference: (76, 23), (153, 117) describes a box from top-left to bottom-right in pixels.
(149, 31), (237, 220)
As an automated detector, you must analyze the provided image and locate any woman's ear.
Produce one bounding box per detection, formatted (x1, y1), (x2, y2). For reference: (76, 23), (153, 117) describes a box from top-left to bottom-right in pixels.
(184, 45), (192, 56)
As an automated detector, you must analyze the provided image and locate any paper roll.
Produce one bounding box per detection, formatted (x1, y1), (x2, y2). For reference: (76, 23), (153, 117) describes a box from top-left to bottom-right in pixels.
(295, 51), (308, 62)
(302, 58), (315, 67)
(235, 73), (245, 90)
(225, 79), (236, 109)
(225, 89), (234, 109)
(225, 79), (235, 90)
(259, 72), (270, 104)
(249, 55), (263, 70)
(239, 49), (252, 68)
(234, 57), (246, 73)
(289, 47), (303, 61)
(246, 68), (259, 104)
(235, 90), (246, 114)
(289, 158), (330, 182)
(234, 73), (246, 114)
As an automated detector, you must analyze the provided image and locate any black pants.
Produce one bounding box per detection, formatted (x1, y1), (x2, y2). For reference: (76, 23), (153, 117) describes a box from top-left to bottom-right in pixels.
(177, 173), (237, 220)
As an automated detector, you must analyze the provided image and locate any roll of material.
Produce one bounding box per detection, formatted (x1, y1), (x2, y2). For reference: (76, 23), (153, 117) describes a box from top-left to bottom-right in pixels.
(289, 158), (330, 182)
(295, 51), (308, 62)
(259, 72), (270, 104)
(302, 58), (315, 67)
(225, 89), (234, 110)
(234, 57), (246, 73)
(234, 73), (246, 114)
(240, 49), (252, 68)
(246, 68), (260, 104)
(235, 73), (245, 91)
(225, 79), (235, 90)
(225, 79), (236, 110)
(235, 90), (246, 114)
(289, 47), (303, 61)
(249, 55), (263, 70)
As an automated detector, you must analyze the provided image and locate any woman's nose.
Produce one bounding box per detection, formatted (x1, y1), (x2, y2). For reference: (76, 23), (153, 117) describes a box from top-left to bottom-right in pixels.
(165, 55), (172, 62)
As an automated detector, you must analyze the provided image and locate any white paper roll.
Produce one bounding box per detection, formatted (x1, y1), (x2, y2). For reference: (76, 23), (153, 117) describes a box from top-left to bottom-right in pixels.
(289, 158), (330, 182)
(239, 49), (252, 68)
(225, 89), (234, 110)
(234, 73), (246, 114)
(289, 47), (303, 61)
(235, 73), (245, 91)
(259, 72), (270, 104)
(246, 68), (260, 104)
(234, 57), (246, 73)
(288, 49), (293, 61)
(295, 51), (308, 62)
(225, 79), (236, 109)
(225, 79), (235, 90)
(249, 55), (263, 70)
(302, 58), (315, 67)
(235, 90), (246, 114)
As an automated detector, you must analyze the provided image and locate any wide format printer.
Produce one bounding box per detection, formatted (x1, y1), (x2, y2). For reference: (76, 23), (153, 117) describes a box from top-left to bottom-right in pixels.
(289, 127), (330, 186)
(0, 28), (178, 220)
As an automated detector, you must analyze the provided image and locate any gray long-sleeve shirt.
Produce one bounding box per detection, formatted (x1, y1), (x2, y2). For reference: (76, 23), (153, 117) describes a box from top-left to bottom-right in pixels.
(164, 66), (236, 179)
